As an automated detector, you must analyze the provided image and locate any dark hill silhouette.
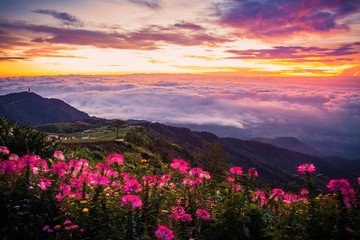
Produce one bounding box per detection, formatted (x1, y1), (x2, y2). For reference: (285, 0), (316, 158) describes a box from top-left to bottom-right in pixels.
(0, 92), (90, 125)
(148, 122), (360, 183)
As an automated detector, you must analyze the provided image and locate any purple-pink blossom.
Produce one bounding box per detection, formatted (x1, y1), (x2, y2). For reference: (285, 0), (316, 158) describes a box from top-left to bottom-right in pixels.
(248, 168), (258, 178)
(155, 225), (174, 240)
(121, 195), (142, 209)
(38, 178), (51, 190)
(300, 189), (309, 196)
(0, 146), (10, 155)
(53, 151), (64, 160)
(196, 209), (210, 220)
(107, 153), (124, 165)
(170, 159), (189, 174)
(297, 163), (315, 174)
(229, 167), (243, 175)
(123, 179), (142, 193)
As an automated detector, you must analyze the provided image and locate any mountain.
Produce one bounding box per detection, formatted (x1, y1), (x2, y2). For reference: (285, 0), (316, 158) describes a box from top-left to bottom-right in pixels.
(147, 123), (360, 183)
(252, 137), (319, 156)
(0, 92), (90, 125)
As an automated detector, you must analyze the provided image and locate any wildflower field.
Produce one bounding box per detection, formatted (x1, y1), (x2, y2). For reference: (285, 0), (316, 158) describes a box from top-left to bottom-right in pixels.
(1, 144), (360, 240)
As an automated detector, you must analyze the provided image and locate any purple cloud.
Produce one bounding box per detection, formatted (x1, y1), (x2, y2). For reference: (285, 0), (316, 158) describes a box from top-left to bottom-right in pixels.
(0, 57), (29, 61)
(0, 21), (230, 51)
(33, 9), (83, 27)
(226, 43), (360, 61)
(215, 0), (360, 39)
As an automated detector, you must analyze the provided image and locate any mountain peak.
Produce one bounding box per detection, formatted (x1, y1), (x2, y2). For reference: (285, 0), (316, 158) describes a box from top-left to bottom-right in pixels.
(0, 92), (90, 126)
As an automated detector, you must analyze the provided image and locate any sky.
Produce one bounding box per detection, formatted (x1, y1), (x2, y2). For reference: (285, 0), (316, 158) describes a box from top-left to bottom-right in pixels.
(0, 0), (360, 77)
(0, 0), (360, 158)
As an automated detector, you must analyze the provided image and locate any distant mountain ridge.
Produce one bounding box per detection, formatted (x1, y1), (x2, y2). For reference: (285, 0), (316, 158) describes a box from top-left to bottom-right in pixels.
(148, 123), (360, 183)
(252, 137), (319, 156)
(0, 92), (90, 125)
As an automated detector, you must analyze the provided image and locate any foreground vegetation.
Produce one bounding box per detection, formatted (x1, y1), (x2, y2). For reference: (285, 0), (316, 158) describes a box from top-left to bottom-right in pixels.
(1, 117), (360, 239)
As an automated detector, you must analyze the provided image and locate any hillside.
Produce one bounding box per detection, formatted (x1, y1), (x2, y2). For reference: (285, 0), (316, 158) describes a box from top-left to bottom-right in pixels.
(0, 92), (90, 125)
(147, 123), (360, 184)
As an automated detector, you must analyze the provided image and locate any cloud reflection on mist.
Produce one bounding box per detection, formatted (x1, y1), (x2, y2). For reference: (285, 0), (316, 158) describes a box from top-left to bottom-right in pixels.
(1, 74), (359, 129)
(1, 74), (359, 158)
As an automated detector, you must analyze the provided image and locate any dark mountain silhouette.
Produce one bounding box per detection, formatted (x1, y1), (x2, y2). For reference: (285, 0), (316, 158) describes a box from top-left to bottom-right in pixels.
(0, 92), (90, 125)
(147, 123), (360, 183)
(253, 137), (319, 156)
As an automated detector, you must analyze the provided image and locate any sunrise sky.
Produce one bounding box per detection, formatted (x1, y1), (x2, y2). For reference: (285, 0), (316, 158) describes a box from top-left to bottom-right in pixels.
(1, 0), (360, 77)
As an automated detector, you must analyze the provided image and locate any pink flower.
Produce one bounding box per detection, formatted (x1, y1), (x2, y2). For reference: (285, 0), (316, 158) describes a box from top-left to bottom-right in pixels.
(232, 185), (241, 191)
(297, 163), (315, 174)
(270, 188), (285, 201)
(38, 178), (51, 190)
(155, 225), (174, 240)
(55, 184), (73, 201)
(196, 209), (210, 220)
(170, 159), (189, 174)
(70, 225), (78, 230)
(189, 168), (203, 177)
(358, 177), (360, 185)
(229, 167), (243, 175)
(0, 146), (10, 155)
(300, 189), (309, 196)
(52, 162), (69, 178)
(42, 225), (50, 231)
(107, 153), (124, 165)
(121, 195), (142, 208)
(252, 190), (267, 206)
(327, 179), (357, 207)
(327, 179), (351, 192)
(227, 176), (235, 182)
(99, 176), (110, 186)
(123, 179), (142, 193)
(54, 225), (61, 230)
(64, 220), (72, 225)
(53, 151), (64, 160)
(169, 206), (192, 222)
(248, 168), (258, 178)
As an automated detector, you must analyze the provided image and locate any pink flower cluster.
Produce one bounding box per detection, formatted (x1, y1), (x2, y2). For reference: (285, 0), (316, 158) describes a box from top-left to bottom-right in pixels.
(196, 208), (210, 220)
(327, 179), (357, 207)
(252, 190), (268, 206)
(121, 195), (142, 208)
(168, 206), (192, 221)
(248, 168), (258, 178)
(189, 168), (210, 179)
(0, 146), (10, 155)
(107, 153), (124, 165)
(143, 174), (174, 188)
(229, 167), (243, 175)
(0, 154), (48, 175)
(53, 151), (64, 160)
(297, 163), (316, 174)
(155, 225), (174, 240)
(270, 188), (285, 201)
(170, 159), (189, 174)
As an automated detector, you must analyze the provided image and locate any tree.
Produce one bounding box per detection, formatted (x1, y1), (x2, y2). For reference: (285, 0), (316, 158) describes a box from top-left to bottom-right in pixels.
(0, 117), (58, 157)
(196, 142), (230, 179)
(113, 119), (126, 139)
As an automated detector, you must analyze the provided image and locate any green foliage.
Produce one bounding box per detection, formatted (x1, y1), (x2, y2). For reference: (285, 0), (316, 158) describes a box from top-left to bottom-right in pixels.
(1, 128), (360, 240)
(0, 117), (58, 158)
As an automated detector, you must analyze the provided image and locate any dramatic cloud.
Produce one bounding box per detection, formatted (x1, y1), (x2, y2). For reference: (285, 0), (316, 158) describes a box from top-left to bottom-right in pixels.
(215, 0), (360, 39)
(0, 21), (230, 51)
(226, 43), (360, 60)
(33, 9), (83, 27)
